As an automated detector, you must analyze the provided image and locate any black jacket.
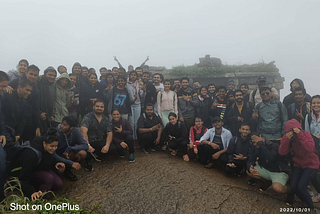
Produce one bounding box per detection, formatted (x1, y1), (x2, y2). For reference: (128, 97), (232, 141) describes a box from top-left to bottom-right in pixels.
(163, 121), (188, 143)
(227, 136), (252, 163)
(283, 78), (312, 107)
(144, 83), (157, 105)
(10, 137), (71, 198)
(9, 78), (41, 136)
(79, 82), (105, 116)
(247, 139), (289, 173)
(1, 90), (27, 137)
(225, 101), (252, 136)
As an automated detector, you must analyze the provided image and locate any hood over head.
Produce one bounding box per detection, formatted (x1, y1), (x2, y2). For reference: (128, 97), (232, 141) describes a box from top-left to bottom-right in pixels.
(56, 72), (72, 89)
(284, 119), (302, 133)
(290, 78), (305, 92)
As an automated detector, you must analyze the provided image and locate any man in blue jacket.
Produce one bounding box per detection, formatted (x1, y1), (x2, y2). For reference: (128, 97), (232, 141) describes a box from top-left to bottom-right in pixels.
(57, 116), (88, 181)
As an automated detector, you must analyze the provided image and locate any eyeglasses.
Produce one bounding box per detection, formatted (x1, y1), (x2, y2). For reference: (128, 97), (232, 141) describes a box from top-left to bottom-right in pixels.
(261, 92), (270, 96)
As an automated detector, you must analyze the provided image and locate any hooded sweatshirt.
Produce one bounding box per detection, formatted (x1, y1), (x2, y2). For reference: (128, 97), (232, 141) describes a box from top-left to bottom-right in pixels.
(283, 78), (312, 107)
(54, 73), (72, 123)
(279, 119), (319, 169)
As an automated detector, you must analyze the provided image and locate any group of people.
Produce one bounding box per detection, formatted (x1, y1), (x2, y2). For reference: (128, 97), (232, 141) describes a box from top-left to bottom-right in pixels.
(1, 58), (320, 211)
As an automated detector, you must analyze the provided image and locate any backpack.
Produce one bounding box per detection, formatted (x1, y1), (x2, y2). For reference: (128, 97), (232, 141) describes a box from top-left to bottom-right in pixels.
(10, 142), (42, 173)
(289, 102), (311, 117)
(312, 134), (320, 158)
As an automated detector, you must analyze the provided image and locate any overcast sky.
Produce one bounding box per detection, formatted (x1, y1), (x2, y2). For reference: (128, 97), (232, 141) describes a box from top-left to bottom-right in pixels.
(0, 0), (319, 96)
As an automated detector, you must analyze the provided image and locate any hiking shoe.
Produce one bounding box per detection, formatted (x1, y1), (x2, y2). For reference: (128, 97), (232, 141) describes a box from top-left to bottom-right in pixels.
(285, 193), (294, 206)
(85, 162), (93, 172)
(64, 169), (78, 181)
(161, 145), (167, 151)
(312, 193), (320, 203)
(129, 153), (135, 162)
(150, 147), (156, 152)
(143, 148), (151, 154)
(248, 178), (256, 186)
(90, 152), (102, 162)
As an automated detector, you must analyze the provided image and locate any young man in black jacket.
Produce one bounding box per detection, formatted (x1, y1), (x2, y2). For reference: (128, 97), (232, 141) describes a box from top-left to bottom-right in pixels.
(2, 79), (33, 149)
(8, 65), (41, 141)
(225, 90), (252, 136)
(246, 132), (289, 194)
(57, 116), (88, 180)
(225, 123), (252, 176)
(141, 72), (157, 113)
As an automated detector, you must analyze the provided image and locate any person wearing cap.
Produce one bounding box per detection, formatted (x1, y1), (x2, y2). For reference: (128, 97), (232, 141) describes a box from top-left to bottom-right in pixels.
(249, 75), (280, 107)
(199, 116), (232, 168)
(251, 87), (287, 141)
(38, 66), (57, 135)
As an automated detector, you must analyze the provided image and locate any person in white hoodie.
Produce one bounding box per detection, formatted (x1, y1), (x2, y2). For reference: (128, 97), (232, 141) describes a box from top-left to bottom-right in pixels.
(126, 70), (143, 140)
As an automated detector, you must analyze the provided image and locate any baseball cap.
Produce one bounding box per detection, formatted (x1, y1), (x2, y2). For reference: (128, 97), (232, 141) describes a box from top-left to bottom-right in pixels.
(257, 75), (267, 82)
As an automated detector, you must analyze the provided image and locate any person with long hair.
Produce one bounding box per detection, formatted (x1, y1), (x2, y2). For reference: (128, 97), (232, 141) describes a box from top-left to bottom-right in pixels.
(194, 86), (211, 128)
(111, 109), (135, 162)
(10, 127), (80, 201)
(79, 73), (105, 117)
(126, 70), (143, 140)
(157, 80), (178, 126)
(8, 59), (29, 82)
(163, 112), (189, 161)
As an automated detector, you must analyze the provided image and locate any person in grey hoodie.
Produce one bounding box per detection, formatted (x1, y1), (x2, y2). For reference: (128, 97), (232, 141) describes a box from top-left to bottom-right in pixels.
(52, 72), (72, 127)
(126, 70), (143, 140)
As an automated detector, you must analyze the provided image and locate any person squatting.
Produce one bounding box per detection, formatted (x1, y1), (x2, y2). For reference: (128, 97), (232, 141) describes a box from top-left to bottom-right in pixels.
(1, 57), (320, 211)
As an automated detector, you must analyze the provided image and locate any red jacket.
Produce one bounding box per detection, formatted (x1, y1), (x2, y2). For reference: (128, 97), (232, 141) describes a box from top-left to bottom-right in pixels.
(279, 119), (319, 169)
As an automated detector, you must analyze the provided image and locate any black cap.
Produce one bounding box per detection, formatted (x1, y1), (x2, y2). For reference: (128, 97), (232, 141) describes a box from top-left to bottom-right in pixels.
(257, 75), (267, 82)
(212, 116), (222, 123)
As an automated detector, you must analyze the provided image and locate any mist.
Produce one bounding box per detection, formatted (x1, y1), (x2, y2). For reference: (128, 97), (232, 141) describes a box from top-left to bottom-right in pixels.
(0, 0), (319, 97)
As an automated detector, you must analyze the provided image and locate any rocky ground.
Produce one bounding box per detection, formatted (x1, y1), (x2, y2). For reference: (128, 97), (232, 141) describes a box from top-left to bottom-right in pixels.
(57, 148), (320, 214)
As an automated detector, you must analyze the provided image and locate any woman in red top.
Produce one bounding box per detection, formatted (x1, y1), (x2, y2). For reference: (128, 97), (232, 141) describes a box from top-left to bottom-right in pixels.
(279, 119), (319, 209)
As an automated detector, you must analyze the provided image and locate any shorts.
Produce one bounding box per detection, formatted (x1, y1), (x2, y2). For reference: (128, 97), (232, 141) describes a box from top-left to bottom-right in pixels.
(254, 165), (289, 186)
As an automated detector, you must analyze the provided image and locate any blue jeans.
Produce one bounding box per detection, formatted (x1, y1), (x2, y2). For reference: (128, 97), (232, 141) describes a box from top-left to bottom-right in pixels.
(0, 145), (6, 200)
(129, 104), (141, 140)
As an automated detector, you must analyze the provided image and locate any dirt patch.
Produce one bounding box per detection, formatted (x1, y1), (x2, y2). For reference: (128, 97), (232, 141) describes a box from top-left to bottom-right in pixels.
(57, 149), (320, 214)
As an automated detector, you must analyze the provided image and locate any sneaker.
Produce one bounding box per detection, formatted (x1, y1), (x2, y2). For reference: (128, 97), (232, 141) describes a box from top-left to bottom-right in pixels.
(64, 169), (78, 181)
(312, 193), (320, 203)
(143, 148), (151, 154)
(85, 162), (93, 172)
(285, 193), (294, 206)
(90, 152), (102, 162)
(161, 145), (167, 151)
(129, 153), (135, 162)
(119, 151), (125, 158)
(150, 147), (156, 152)
(248, 178), (256, 186)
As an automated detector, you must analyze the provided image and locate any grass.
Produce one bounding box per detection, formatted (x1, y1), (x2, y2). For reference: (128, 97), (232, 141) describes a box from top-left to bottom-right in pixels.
(0, 177), (101, 214)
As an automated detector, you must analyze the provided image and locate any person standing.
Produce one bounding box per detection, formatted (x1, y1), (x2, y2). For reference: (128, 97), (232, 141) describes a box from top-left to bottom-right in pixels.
(38, 66), (57, 135)
(8, 59), (29, 82)
(157, 80), (178, 126)
(141, 72), (157, 113)
(126, 71), (143, 140)
(177, 77), (197, 132)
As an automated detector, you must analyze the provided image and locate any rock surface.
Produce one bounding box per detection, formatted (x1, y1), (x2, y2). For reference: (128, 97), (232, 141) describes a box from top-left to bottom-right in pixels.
(58, 149), (318, 214)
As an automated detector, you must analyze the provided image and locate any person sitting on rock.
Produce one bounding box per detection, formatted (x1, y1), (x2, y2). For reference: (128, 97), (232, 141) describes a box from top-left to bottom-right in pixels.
(137, 103), (162, 154)
(246, 132), (289, 194)
(163, 112), (189, 161)
(225, 123), (252, 176)
(80, 100), (113, 171)
(199, 116), (232, 168)
(56, 115), (88, 181)
(111, 109), (135, 162)
(189, 117), (208, 161)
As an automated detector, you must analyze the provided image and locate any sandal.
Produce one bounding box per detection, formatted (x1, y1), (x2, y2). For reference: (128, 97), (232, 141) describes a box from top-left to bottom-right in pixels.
(183, 154), (189, 162)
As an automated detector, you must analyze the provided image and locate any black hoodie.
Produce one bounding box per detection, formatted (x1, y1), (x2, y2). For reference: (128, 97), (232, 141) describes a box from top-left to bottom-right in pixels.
(283, 78), (312, 107)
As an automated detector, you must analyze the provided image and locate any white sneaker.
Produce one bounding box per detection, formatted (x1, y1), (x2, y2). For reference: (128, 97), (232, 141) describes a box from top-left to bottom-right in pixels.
(312, 193), (320, 203)
(161, 145), (167, 151)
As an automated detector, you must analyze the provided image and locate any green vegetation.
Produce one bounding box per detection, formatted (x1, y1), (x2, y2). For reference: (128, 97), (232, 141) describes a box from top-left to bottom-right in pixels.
(170, 62), (279, 77)
(0, 177), (101, 214)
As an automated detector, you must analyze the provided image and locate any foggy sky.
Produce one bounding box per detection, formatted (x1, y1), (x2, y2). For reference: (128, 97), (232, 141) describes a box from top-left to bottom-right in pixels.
(0, 0), (319, 96)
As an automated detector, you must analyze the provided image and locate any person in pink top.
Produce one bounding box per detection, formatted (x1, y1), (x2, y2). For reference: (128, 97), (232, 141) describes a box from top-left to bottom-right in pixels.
(279, 119), (320, 209)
